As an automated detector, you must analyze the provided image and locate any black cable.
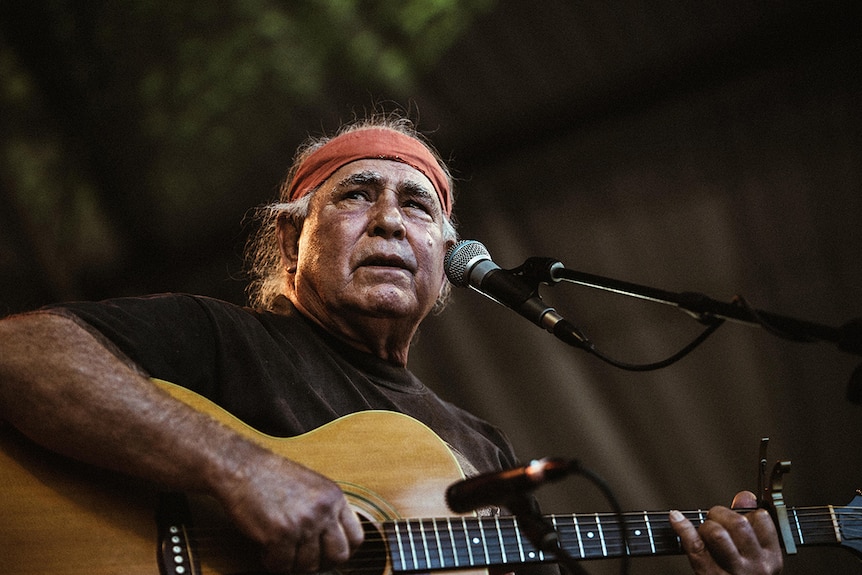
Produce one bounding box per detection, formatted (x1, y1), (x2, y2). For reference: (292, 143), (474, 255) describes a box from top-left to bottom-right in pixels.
(570, 318), (725, 371)
(574, 462), (630, 575)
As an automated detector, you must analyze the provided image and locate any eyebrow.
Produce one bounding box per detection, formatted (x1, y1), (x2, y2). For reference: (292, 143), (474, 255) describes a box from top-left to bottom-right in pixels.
(335, 170), (439, 208)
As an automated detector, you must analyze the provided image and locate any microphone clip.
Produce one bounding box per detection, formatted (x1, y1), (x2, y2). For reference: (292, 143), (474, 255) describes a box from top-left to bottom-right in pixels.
(516, 257), (565, 285)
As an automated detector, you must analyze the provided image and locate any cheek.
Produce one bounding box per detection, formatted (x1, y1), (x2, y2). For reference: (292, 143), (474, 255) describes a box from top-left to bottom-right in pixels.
(418, 239), (447, 289)
(296, 230), (332, 283)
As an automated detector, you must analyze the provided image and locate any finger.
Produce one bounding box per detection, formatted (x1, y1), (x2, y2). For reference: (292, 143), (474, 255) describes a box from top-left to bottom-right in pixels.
(730, 490), (757, 509)
(748, 510), (784, 573)
(341, 506), (366, 552)
(669, 509), (719, 574)
(747, 508), (782, 550)
(260, 536), (298, 573)
(700, 506), (768, 573)
(292, 532), (323, 573)
(321, 523), (354, 566)
(699, 506), (784, 575)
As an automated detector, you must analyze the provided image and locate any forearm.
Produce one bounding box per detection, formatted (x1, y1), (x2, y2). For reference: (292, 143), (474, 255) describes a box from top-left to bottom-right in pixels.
(0, 311), (365, 570)
(0, 311), (262, 498)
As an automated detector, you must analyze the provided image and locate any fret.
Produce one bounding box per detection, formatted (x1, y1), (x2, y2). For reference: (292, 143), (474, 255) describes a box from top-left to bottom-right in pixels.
(628, 511), (690, 557)
(433, 518), (456, 569)
(649, 511), (689, 556)
(405, 520), (421, 570)
(570, 513), (586, 559)
(382, 503), (859, 574)
(523, 526), (545, 563)
(476, 519), (503, 565)
(445, 517), (463, 568)
(461, 516), (480, 566)
(794, 505), (835, 546)
(580, 514), (606, 559)
(493, 517), (507, 564)
(619, 511), (651, 556)
(600, 512), (628, 557)
(429, 519), (445, 568)
(791, 508), (804, 546)
(557, 513), (605, 559)
(417, 519), (438, 569)
(595, 513), (608, 557)
(643, 511), (656, 555)
(508, 515), (528, 563)
(493, 516), (518, 564)
(546, 514), (566, 559)
(385, 521), (409, 572)
(551, 514), (581, 559)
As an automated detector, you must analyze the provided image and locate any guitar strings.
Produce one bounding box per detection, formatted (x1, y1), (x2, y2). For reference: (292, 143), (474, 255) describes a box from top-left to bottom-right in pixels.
(182, 506), (862, 549)
(178, 505), (862, 569)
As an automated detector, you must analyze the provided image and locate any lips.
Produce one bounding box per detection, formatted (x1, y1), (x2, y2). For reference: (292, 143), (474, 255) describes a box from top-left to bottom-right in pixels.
(358, 253), (415, 272)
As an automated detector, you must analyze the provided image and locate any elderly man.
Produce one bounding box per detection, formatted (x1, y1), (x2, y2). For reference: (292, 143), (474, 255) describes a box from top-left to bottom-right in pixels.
(0, 115), (781, 574)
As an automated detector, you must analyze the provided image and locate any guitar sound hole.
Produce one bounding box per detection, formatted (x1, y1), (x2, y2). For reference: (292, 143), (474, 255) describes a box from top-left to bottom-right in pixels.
(340, 517), (387, 575)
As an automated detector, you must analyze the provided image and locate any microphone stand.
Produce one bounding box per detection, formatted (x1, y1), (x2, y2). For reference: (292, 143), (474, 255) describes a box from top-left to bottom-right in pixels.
(507, 495), (593, 575)
(545, 262), (862, 355)
(517, 257), (862, 399)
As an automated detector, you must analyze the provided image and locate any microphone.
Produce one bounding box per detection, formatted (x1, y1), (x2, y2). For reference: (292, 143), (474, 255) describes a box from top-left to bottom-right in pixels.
(444, 240), (589, 347)
(444, 240), (558, 327)
(446, 458), (576, 513)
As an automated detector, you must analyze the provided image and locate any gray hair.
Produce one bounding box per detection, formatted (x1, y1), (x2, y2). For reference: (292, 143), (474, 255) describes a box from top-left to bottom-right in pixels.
(244, 115), (458, 311)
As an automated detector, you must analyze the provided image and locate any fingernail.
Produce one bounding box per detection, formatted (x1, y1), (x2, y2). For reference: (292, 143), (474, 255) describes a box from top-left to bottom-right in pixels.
(669, 509), (684, 522)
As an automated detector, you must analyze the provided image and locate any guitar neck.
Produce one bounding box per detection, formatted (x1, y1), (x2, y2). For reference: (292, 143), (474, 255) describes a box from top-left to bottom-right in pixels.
(384, 505), (852, 570)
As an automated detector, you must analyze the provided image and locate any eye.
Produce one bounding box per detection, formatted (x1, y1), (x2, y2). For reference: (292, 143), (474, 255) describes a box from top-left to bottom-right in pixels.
(403, 197), (436, 218)
(404, 199), (426, 210)
(342, 188), (371, 201)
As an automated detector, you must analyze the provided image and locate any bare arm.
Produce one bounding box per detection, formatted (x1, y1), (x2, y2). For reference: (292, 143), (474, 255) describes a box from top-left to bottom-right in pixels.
(0, 311), (363, 572)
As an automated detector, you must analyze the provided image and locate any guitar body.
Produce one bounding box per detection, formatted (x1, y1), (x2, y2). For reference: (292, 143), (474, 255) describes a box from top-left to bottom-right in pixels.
(1, 422), (159, 574)
(3, 379), (859, 574)
(0, 379), (470, 575)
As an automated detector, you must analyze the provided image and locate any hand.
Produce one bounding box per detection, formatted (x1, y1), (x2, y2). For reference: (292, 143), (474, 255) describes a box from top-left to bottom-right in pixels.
(669, 491), (783, 575)
(217, 449), (365, 573)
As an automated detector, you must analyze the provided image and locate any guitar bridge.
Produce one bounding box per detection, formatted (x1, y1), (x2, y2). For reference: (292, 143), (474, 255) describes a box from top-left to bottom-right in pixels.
(156, 492), (201, 575)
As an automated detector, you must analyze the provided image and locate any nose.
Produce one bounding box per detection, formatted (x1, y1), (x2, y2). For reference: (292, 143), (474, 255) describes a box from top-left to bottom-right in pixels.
(369, 192), (406, 239)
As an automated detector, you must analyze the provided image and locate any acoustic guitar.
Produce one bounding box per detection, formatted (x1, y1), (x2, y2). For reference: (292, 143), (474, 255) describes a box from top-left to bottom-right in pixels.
(1, 379), (860, 574)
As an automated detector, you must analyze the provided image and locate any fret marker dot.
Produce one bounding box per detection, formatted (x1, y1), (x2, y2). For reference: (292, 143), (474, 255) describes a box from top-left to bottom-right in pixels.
(587, 532), (595, 538)
(472, 537), (480, 544)
(634, 530), (642, 536)
(528, 552), (536, 559)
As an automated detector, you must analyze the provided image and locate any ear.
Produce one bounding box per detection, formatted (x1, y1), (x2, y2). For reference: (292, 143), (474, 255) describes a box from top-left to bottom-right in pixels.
(276, 214), (300, 274)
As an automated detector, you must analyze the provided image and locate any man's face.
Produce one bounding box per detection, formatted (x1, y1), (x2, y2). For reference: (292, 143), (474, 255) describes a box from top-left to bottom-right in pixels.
(289, 159), (450, 328)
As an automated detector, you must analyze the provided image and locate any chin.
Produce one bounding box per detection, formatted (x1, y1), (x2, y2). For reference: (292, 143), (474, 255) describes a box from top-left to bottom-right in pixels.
(356, 290), (422, 319)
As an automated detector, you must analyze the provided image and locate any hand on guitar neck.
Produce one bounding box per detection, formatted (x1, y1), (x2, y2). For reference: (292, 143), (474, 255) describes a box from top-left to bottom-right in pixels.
(670, 491), (783, 575)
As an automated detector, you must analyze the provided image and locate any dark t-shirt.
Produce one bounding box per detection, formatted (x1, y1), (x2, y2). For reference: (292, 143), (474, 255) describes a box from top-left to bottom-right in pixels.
(46, 293), (518, 476)
(45, 293), (561, 575)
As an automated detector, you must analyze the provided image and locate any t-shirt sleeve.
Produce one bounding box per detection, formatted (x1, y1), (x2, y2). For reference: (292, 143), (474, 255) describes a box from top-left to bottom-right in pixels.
(43, 294), (221, 393)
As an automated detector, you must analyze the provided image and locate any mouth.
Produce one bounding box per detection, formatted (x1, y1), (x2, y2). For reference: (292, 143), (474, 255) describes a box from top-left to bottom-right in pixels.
(358, 254), (415, 273)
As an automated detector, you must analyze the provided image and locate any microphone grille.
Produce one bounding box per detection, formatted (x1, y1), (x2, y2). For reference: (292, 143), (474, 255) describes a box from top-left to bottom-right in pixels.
(444, 240), (490, 287)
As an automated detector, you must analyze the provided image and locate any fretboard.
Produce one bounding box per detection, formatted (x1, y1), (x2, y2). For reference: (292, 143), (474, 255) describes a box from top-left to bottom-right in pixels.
(383, 504), (860, 571)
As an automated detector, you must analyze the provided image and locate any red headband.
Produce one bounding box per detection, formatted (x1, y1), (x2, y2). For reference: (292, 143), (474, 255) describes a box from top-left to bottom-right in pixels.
(287, 127), (452, 216)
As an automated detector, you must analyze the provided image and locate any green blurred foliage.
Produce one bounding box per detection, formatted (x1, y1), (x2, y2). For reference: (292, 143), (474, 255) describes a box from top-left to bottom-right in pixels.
(0, 0), (495, 302)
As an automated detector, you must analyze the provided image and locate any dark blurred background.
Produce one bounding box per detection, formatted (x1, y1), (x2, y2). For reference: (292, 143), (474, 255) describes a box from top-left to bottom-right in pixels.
(1, 2), (860, 573)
